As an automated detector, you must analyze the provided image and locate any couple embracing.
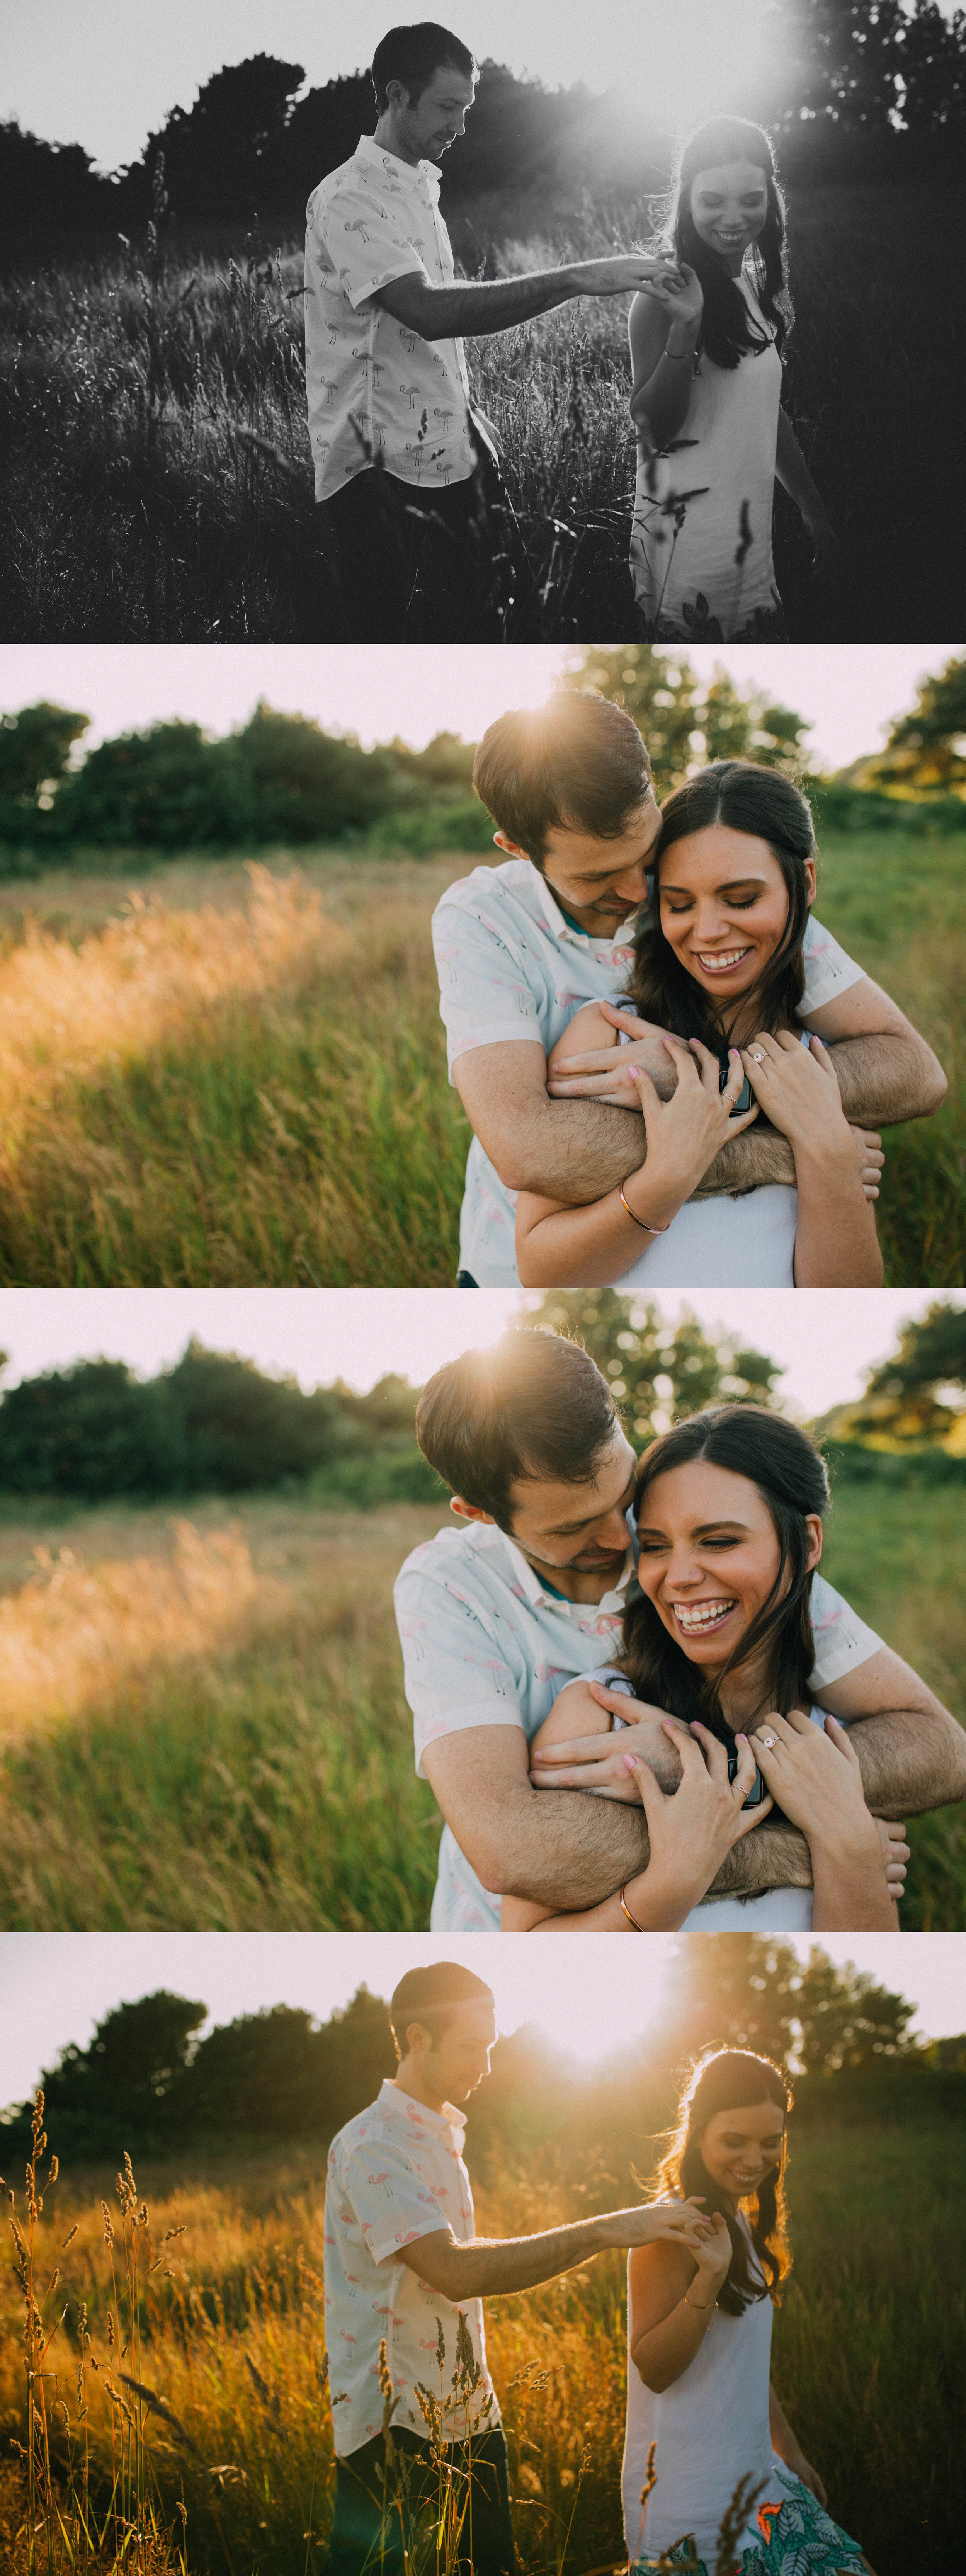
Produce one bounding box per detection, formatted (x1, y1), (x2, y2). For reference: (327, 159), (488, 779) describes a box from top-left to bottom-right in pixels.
(308, 22), (838, 640)
(434, 691), (946, 1289)
(394, 1330), (966, 1931)
(324, 1962), (877, 2576)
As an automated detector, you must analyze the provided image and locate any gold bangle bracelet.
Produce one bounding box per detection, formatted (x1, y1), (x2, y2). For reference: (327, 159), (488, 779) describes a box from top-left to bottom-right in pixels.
(619, 1883), (647, 1931)
(684, 2292), (716, 2311)
(619, 1184), (672, 1235)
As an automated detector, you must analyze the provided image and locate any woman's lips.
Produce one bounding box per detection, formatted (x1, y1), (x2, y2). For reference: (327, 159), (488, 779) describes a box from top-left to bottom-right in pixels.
(671, 1598), (737, 1637)
(691, 946), (753, 975)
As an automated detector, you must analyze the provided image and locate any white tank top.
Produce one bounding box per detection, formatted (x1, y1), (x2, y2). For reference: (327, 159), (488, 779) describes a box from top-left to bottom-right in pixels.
(622, 2214), (776, 2563)
(600, 1670), (821, 1931)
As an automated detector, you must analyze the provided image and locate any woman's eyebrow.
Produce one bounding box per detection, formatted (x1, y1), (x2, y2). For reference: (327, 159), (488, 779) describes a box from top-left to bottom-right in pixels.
(637, 1518), (752, 1538)
(660, 876), (770, 897)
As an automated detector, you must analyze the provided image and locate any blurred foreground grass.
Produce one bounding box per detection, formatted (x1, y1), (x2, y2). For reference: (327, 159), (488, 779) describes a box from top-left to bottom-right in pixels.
(0, 1476), (961, 1933)
(0, 2122), (962, 2576)
(0, 825), (961, 1286)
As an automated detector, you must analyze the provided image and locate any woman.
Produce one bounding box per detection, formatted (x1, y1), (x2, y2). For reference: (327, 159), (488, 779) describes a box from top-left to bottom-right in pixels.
(515, 761), (883, 1288)
(500, 1406), (906, 1932)
(623, 2050), (875, 2574)
(628, 117), (837, 640)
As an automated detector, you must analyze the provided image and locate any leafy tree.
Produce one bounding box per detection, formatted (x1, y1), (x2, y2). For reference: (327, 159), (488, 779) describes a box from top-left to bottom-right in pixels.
(859, 655), (966, 795)
(0, 702), (89, 811)
(0, 1359), (187, 1496)
(897, 0), (966, 133)
(3, 1992), (209, 2156)
(50, 720), (255, 851)
(139, 56), (306, 221)
(826, 1298), (966, 1446)
(523, 1291), (782, 1447)
(233, 699), (403, 840)
(791, 1947), (917, 2072)
(162, 1339), (352, 1489)
(558, 649), (811, 793)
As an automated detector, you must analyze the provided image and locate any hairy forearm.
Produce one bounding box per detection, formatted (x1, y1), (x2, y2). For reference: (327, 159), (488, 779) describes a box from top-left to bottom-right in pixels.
(689, 1125), (796, 1197)
(846, 1708), (966, 1818)
(389, 265), (589, 340)
(822, 1031), (946, 1127)
(484, 1784), (650, 1907)
(504, 1099), (797, 1204)
(431, 2212), (625, 2299)
(707, 1815), (814, 1896)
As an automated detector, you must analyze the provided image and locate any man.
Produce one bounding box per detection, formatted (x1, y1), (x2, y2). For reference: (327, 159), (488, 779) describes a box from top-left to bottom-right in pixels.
(324, 1959), (711, 2574)
(306, 23), (675, 640)
(392, 1331), (966, 1929)
(430, 692), (947, 1284)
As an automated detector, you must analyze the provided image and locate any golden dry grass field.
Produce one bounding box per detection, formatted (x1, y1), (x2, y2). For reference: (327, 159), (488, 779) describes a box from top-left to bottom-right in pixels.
(0, 1476), (962, 1933)
(0, 2120), (963, 2576)
(0, 824), (961, 1285)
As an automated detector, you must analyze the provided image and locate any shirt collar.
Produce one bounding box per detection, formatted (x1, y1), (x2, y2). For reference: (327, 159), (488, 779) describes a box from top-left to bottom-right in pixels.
(378, 2077), (466, 2147)
(356, 134), (443, 197)
(500, 1530), (633, 1616)
(529, 861), (636, 952)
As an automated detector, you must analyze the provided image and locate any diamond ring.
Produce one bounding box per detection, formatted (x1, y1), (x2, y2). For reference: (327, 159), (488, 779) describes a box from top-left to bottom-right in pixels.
(759, 1732), (776, 1748)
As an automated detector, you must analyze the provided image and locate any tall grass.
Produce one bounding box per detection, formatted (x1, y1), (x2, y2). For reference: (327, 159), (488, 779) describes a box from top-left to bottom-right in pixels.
(0, 1477), (961, 1932)
(0, 2118), (963, 2575)
(1, 184), (961, 641)
(0, 827), (959, 1286)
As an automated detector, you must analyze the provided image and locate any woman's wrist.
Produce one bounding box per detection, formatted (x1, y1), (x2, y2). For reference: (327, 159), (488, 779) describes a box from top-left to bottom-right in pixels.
(666, 321), (699, 359)
(623, 1864), (700, 1930)
(619, 1169), (682, 1233)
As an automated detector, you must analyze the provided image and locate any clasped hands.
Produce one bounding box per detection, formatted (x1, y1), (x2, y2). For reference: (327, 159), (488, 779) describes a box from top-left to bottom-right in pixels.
(547, 1005), (884, 1200)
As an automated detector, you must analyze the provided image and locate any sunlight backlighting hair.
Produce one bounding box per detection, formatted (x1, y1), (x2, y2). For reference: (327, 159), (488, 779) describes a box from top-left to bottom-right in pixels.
(472, 693), (652, 870)
(415, 1327), (620, 1529)
(389, 1960), (493, 2060)
(652, 2048), (792, 2314)
(371, 22), (479, 113)
(664, 115), (793, 367)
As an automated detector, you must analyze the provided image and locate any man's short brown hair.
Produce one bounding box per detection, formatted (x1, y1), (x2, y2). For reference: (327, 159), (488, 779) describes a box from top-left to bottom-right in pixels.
(389, 1962), (494, 2059)
(472, 691), (652, 869)
(415, 1329), (620, 1530)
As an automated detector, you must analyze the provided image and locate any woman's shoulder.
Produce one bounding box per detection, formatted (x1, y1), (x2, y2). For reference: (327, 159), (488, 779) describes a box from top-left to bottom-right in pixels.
(549, 1000), (621, 1062)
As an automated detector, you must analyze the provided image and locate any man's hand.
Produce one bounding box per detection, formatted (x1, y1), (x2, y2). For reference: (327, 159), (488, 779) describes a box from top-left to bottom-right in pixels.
(574, 255), (684, 299)
(547, 1002), (677, 1106)
(875, 1815), (910, 1897)
(851, 1125), (884, 1200)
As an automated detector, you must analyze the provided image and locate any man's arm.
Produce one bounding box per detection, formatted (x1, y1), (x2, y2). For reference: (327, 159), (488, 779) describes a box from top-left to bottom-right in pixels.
(422, 1724), (814, 1907)
(373, 255), (670, 343)
(395, 2200), (708, 2301)
(453, 1038), (796, 1205)
(810, 1647), (966, 1817)
(799, 978), (947, 1125)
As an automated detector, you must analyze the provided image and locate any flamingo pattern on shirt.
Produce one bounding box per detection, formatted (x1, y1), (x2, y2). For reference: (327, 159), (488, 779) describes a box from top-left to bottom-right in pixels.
(305, 135), (477, 501)
(324, 2078), (499, 2456)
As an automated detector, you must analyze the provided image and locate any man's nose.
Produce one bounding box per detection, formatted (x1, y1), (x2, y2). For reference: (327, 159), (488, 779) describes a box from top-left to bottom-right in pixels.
(597, 1504), (632, 1548)
(613, 864), (650, 903)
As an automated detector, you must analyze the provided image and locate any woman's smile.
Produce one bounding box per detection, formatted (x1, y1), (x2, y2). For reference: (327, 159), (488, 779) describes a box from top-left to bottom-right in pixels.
(690, 943), (755, 977)
(671, 1597), (738, 1638)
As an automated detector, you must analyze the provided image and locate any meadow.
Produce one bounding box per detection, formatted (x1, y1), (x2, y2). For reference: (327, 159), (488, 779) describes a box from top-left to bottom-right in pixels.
(0, 2111), (963, 2575)
(0, 822), (960, 1288)
(0, 181), (961, 643)
(0, 1469), (962, 1934)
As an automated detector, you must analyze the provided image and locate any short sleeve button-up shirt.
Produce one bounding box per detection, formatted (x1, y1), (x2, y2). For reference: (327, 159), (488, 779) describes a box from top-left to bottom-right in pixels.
(430, 858), (867, 1286)
(393, 1519), (884, 1931)
(305, 136), (477, 502)
(324, 2077), (499, 2456)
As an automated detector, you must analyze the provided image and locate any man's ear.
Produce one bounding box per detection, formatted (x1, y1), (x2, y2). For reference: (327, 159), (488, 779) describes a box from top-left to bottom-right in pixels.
(450, 1494), (495, 1525)
(493, 830), (532, 862)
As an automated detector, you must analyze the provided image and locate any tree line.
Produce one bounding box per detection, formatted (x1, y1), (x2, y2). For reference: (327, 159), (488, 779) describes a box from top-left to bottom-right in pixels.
(2, 1938), (963, 2168)
(0, 1299), (961, 1503)
(3, 5), (966, 237)
(1, 655), (962, 874)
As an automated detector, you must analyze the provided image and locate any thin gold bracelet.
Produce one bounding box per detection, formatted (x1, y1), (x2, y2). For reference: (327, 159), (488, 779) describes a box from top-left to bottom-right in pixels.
(684, 2291), (716, 2311)
(619, 1883), (647, 1930)
(619, 1184), (672, 1235)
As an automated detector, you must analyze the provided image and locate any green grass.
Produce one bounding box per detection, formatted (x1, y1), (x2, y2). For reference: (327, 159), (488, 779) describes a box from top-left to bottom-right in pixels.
(0, 2119), (962, 2576)
(0, 824), (959, 1285)
(1, 183), (961, 640)
(0, 1475), (961, 1932)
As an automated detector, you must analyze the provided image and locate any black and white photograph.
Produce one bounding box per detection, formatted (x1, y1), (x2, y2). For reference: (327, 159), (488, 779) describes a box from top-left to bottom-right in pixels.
(2, 1), (965, 640)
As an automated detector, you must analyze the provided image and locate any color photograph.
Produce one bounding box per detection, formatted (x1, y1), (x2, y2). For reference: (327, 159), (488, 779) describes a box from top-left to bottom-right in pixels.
(2, 1928), (964, 2576)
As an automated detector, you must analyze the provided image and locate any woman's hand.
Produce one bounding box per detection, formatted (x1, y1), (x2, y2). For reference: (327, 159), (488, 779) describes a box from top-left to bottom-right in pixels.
(621, 1720), (773, 1926)
(785, 2452), (828, 2509)
(636, 259), (704, 334)
(684, 2208), (734, 2304)
(739, 1030), (854, 1160)
(619, 1036), (759, 1224)
(750, 1709), (876, 1845)
(804, 511), (841, 580)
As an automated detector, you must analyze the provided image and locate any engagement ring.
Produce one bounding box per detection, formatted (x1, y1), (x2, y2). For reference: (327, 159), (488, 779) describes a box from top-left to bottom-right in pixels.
(751, 1050), (765, 1062)
(760, 1732), (777, 1748)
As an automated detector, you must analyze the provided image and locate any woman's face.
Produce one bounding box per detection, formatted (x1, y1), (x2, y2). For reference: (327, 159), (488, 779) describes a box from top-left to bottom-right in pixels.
(656, 823), (815, 1005)
(689, 158), (770, 263)
(634, 1458), (823, 1671)
(697, 2100), (786, 2200)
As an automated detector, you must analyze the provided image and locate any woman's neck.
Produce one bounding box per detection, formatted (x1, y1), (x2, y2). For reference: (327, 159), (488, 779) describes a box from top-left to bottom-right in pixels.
(710, 1650), (777, 1730)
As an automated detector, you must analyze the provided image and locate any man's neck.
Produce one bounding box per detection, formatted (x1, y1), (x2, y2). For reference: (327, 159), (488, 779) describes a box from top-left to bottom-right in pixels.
(514, 1547), (627, 1606)
(392, 2069), (449, 2117)
(372, 111), (422, 168)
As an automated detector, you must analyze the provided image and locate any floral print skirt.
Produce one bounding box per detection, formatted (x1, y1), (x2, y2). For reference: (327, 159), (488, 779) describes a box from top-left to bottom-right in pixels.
(631, 2461), (867, 2575)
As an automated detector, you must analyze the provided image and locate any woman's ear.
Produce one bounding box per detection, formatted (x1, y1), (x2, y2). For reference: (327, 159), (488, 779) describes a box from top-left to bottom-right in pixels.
(804, 856), (816, 908)
(804, 1513), (823, 1572)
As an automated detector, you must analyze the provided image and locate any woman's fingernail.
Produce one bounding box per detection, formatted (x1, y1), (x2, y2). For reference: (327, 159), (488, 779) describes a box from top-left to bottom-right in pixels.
(624, 1754), (638, 1770)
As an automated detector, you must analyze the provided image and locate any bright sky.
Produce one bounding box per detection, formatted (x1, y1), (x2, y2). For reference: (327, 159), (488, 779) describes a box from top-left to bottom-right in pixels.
(4, 1), (788, 175)
(0, 1287), (959, 1422)
(5, 2), (960, 179)
(0, 644), (960, 778)
(1, 1931), (963, 2109)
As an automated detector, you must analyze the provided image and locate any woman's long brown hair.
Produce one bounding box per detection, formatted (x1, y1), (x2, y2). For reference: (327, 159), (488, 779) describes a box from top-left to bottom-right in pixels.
(651, 2049), (793, 2314)
(626, 759), (815, 1052)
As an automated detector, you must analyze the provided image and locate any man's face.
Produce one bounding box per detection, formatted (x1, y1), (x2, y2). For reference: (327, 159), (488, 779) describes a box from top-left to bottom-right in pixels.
(389, 66), (476, 163)
(505, 1426), (638, 1578)
(408, 2003), (497, 2103)
(496, 788), (662, 937)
